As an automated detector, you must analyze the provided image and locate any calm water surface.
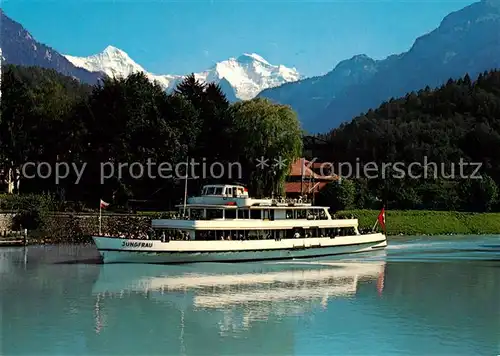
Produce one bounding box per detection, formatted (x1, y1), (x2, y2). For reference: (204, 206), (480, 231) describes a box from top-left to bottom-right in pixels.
(1, 235), (499, 355)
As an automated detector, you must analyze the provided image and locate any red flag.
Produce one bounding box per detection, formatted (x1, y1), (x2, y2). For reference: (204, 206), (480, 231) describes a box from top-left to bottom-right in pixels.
(377, 270), (385, 296)
(378, 207), (385, 231)
(100, 199), (109, 209)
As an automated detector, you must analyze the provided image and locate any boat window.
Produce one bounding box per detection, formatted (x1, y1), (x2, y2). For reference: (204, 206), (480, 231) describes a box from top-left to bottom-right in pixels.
(206, 209), (224, 219)
(286, 209), (294, 219)
(238, 209), (249, 219)
(190, 208), (204, 220)
(225, 187), (233, 196)
(214, 187), (223, 195)
(262, 209), (274, 220)
(225, 209), (236, 219)
(195, 231), (215, 240)
(250, 209), (261, 219)
(307, 210), (317, 220)
(206, 187), (215, 195)
(296, 209), (307, 219)
(157, 229), (191, 241)
(309, 227), (319, 237)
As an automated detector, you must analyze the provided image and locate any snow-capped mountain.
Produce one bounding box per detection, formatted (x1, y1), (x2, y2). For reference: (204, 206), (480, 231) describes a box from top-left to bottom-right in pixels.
(64, 46), (179, 90)
(193, 53), (300, 100)
(64, 47), (300, 100)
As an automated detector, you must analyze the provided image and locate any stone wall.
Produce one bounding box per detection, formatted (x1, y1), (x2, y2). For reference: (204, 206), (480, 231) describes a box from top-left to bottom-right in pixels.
(39, 213), (153, 243)
(0, 212), (155, 243)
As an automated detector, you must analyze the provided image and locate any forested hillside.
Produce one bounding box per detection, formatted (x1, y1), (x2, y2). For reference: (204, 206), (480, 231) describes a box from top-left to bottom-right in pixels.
(0, 65), (302, 208)
(314, 70), (500, 212)
(2, 64), (500, 213)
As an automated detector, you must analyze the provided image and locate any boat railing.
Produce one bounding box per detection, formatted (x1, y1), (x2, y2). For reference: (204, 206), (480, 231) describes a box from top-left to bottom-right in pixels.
(268, 196), (311, 205)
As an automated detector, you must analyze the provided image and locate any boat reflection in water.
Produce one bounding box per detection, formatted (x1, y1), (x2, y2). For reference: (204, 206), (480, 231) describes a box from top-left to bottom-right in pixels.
(92, 253), (386, 332)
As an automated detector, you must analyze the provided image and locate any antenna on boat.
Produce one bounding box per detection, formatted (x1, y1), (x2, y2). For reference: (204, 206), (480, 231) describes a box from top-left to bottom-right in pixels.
(183, 156), (189, 217)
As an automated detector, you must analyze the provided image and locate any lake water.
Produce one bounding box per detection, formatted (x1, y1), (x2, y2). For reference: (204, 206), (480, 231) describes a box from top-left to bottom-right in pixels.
(1, 235), (499, 355)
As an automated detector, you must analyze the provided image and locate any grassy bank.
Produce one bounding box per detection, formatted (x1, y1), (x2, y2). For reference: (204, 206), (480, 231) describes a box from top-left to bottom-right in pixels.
(3, 208), (499, 245)
(338, 209), (500, 236)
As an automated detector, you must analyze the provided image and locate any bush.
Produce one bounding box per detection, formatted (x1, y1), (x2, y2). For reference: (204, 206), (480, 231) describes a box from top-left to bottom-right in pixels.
(0, 193), (57, 230)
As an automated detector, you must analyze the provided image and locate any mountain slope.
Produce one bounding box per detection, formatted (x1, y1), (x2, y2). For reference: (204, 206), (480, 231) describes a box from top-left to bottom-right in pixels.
(316, 0), (500, 132)
(258, 53), (401, 132)
(259, 0), (500, 133)
(0, 9), (103, 85)
(64, 49), (301, 101)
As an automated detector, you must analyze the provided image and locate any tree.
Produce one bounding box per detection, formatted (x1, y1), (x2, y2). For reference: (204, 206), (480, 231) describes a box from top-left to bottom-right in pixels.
(0, 66), (37, 193)
(317, 179), (356, 211)
(79, 72), (185, 203)
(232, 98), (303, 196)
(458, 174), (498, 212)
(0, 65), (91, 194)
(174, 73), (206, 109)
(318, 70), (500, 211)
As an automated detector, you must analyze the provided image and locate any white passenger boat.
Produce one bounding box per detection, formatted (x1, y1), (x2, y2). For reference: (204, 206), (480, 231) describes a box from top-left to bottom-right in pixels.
(92, 184), (387, 264)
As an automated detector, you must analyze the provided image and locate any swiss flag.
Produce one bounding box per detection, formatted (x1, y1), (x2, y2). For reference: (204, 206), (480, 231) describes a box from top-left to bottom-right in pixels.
(100, 199), (109, 209)
(378, 207), (386, 231)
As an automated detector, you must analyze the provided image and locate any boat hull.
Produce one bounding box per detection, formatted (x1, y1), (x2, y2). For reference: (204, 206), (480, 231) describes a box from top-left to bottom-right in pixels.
(92, 234), (387, 264)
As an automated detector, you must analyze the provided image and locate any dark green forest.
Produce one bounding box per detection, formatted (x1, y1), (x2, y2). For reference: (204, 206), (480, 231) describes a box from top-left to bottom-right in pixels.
(313, 70), (500, 212)
(2, 64), (500, 213)
(0, 64), (302, 209)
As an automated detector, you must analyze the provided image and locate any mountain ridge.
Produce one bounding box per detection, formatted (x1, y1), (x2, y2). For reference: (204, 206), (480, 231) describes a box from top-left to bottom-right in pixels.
(259, 0), (500, 133)
(0, 9), (104, 85)
(64, 47), (301, 101)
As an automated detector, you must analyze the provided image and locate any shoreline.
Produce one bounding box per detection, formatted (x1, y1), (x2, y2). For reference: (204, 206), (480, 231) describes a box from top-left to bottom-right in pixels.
(1, 210), (499, 246)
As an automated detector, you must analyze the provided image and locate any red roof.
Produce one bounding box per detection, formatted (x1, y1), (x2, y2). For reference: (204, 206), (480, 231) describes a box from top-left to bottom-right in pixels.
(288, 158), (338, 181)
(285, 181), (329, 194)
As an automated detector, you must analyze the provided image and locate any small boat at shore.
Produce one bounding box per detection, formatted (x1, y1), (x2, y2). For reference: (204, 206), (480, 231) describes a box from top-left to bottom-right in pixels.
(92, 183), (387, 264)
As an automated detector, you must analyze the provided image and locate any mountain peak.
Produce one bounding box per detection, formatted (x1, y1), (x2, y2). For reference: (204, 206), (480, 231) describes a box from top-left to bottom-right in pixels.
(237, 53), (271, 65)
(65, 47), (300, 101)
(103, 45), (128, 57)
(351, 54), (372, 61)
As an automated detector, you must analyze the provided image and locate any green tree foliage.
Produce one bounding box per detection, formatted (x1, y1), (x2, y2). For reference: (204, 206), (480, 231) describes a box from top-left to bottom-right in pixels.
(311, 69), (500, 212)
(78, 73), (186, 203)
(0, 65), (302, 206)
(173, 75), (236, 188)
(0, 65), (92, 194)
(317, 179), (356, 211)
(232, 98), (303, 196)
(458, 174), (498, 212)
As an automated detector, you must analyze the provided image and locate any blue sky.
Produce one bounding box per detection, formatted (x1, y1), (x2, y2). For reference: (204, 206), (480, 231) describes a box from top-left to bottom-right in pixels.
(4, 0), (477, 77)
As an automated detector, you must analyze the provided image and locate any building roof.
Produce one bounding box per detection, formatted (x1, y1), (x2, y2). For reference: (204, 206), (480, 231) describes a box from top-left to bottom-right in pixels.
(288, 158), (338, 181)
